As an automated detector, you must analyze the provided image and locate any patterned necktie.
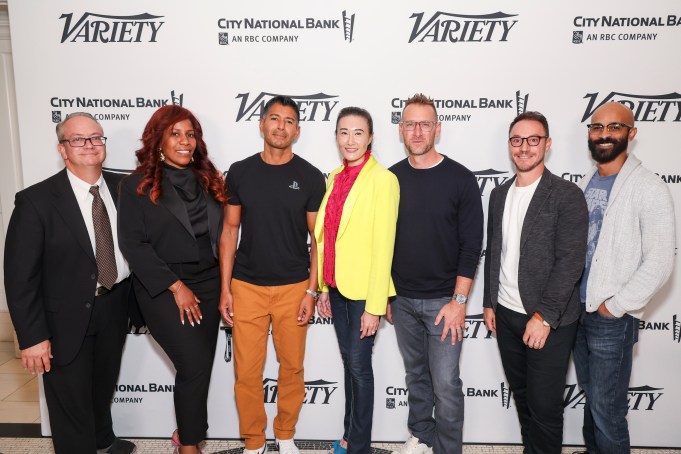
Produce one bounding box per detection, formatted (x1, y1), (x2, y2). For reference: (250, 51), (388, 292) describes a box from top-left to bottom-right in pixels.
(90, 185), (117, 290)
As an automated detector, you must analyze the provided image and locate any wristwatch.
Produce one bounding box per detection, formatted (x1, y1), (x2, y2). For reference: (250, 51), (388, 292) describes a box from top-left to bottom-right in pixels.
(306, 289), (320, 301)
(452, 293), (467, 305)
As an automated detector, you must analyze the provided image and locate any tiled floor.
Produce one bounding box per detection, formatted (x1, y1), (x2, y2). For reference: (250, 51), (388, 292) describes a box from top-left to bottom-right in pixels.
(0, 342), (678, 453)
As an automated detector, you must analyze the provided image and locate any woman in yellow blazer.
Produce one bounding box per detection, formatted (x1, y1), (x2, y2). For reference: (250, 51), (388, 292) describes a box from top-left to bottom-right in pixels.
(314, 107), (399, 454)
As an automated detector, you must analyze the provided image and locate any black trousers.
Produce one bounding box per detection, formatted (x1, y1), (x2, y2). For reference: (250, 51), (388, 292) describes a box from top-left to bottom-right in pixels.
(135, 274), (220, 446)
(496, 304), (578, 454)
(43, 279), (130, 454)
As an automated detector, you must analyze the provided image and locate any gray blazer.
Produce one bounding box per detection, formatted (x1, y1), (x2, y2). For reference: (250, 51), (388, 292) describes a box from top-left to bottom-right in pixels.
(483, 167), (588, 328)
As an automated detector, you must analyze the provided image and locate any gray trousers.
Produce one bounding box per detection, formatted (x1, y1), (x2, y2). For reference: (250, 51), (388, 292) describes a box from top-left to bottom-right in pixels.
(392, 296), (464, 454)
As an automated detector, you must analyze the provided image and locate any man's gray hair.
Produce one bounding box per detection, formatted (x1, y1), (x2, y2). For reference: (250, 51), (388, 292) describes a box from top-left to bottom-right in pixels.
(56, 112), (102, 141)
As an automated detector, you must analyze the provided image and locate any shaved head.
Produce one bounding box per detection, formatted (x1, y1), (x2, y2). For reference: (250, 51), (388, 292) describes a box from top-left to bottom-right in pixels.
(592, 102), (635, 126)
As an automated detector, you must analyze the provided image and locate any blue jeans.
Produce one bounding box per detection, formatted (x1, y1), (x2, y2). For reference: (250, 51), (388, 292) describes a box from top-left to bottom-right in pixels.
(329, 288), (375, 454)
(574, 308), (638, 454)
(391, 296), (463, 454)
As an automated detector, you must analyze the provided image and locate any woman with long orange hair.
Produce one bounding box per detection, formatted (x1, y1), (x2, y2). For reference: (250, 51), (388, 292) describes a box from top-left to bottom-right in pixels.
(118, 105), (226, 454)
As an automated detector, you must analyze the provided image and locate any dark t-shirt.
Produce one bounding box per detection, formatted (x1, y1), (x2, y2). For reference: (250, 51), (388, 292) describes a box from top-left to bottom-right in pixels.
(390, 155), (484, 298)
(227, 153), (325, 285)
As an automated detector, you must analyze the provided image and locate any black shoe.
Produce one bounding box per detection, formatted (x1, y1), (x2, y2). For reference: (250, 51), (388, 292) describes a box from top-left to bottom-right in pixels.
(97, 437), (137, 454)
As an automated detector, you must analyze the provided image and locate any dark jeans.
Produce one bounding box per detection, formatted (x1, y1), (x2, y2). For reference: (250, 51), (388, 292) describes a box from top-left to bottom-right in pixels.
(495, 304), (577, 454)
(329, 288), (375, 454)
(391, 296), (463, 454)
(574, 308), (638, 454)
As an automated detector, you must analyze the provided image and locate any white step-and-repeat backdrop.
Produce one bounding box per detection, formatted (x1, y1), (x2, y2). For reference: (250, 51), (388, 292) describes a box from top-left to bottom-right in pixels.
(7, 0), (680, 447)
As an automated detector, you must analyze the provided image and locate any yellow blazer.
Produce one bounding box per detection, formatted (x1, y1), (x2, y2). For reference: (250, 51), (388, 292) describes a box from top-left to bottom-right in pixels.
(315, 155), (400, 315)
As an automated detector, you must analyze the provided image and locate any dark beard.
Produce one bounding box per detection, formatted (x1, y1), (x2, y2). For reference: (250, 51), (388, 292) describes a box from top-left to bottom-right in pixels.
(588, 137), (628, 163)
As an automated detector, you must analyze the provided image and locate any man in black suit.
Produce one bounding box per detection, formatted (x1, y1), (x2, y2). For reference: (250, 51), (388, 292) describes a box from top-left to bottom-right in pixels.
(4, 112), (136, 454)
(483, 111), (588, 453)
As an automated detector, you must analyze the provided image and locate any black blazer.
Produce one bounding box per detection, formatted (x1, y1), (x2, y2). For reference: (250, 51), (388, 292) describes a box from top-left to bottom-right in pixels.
(4, 169), (130, 365)
(117, 171), (223, 298)
(483, 168), (588, 327)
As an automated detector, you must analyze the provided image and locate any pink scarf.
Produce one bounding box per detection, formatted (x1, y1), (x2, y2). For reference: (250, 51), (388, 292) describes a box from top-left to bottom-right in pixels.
(323, 152), (372, 288)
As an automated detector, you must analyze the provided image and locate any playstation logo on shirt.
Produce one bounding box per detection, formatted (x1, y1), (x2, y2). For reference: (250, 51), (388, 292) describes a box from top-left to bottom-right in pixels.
(289, 181), (300, 190)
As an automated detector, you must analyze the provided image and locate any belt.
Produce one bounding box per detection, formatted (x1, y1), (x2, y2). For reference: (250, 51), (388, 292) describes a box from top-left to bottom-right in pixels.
(95, 276), (129, 297)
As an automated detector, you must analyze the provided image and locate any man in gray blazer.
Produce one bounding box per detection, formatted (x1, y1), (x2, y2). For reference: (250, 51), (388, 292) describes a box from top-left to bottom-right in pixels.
(483, 111), (588, 454)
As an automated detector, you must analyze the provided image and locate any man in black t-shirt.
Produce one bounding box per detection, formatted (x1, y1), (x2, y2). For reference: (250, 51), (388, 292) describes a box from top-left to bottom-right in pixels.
(387, 94), (484, 454)
(219, 96), (325, 454)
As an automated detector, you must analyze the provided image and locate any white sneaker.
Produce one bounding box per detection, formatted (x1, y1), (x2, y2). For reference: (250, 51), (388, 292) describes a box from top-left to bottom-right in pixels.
(243, 442), (268, 454)
(275, 438), (300, 454)
(392, 435), (433, 454)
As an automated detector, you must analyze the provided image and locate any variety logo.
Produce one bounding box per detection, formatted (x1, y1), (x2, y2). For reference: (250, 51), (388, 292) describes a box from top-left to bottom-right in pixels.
(464, 313), (494, 339)
(581, 92), (681, 122)
(235, 92), (339, 122)
(564, 384), (664, 410)
(572, 15), (681, 43)
(60, 12), (164, 43)
(390, 91), (528, 124)
(474, 169), (512, 196)
(408, 11), (518, 43)
(217, 11), (355, 45)
(51, 90), (183, 123)
(263, 378), (339, 405)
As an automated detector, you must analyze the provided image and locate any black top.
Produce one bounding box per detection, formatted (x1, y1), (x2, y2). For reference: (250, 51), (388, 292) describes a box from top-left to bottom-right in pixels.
(162, 164), (217, 283)
(163, 164), (209, 238)
(389, 155), (484, 298)
(227, 153), (325, 286)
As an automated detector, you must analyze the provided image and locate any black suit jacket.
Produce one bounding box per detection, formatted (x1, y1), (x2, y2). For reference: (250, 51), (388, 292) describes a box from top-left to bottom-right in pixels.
(483, 168), (588, 327)
(117, 171), (223, 298)
(4, 169), (130, 366)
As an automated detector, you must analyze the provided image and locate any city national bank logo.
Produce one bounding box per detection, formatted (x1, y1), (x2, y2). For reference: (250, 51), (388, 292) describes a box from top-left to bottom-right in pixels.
(641, 315), (681, 343)
(112, 382), (174, 404)
(235, 92), (339, 122)
(500, 382), (512, 408)
(581, 92), (681, 123)
(264, 378), (338, 404)
(385, 385), (408, 409)
(390, 90), (528, 124)
(408, 11), (518, 43)
(51, 90), (183, 123)
(217, 11), (355, 45)
(571, 15), (681, 43)
(564, 384), (664, 410)
(60, 12), (164, 43)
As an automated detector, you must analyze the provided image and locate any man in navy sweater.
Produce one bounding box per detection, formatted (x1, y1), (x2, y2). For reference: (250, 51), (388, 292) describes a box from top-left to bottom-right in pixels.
(387, 93), (484, 454)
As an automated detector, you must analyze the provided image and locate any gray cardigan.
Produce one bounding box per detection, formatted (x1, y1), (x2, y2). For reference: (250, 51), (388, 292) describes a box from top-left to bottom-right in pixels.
(579, 154), (675, 319)
(483, 167), (588, 328)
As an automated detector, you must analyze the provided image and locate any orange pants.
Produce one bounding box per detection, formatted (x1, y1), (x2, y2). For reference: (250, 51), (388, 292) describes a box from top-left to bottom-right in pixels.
(232, 278), (308, 449)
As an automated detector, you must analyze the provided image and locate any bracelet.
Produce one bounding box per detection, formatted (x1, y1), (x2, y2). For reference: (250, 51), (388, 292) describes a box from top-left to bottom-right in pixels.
(170, 281), (184, 294)
(306, 289), (320, 301)
(533, 311), (550, 327)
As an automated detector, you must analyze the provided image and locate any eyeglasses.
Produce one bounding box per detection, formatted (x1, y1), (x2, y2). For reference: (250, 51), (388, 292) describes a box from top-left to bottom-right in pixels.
(508, 136), (547, 147)
(400, 120), (437, 131)
(60, 136), (107, 147)
(586, 123), (632, 133)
